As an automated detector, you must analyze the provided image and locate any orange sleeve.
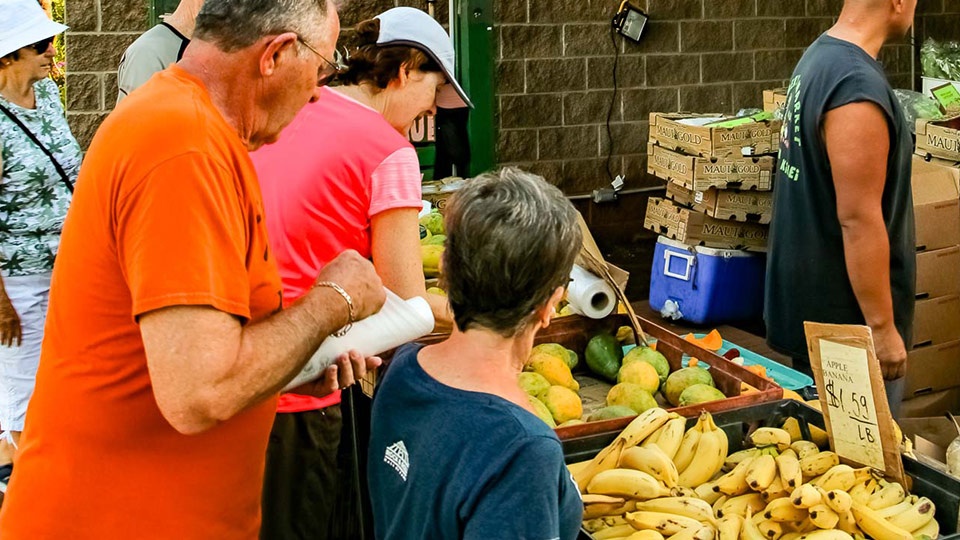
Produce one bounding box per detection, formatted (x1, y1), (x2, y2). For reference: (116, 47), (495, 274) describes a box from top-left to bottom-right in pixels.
(116, 152), (253, 322)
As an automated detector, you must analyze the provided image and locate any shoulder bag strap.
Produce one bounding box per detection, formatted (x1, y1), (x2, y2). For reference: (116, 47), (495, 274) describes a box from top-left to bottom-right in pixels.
(0, 101), (74, 193)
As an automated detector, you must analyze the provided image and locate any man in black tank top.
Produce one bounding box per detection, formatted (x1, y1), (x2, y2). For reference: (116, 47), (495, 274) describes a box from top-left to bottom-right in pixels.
(765, 0), (917, 415)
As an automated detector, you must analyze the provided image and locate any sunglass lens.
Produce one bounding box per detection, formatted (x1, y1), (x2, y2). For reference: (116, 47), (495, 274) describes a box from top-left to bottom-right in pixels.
(32, 38), (53, 54)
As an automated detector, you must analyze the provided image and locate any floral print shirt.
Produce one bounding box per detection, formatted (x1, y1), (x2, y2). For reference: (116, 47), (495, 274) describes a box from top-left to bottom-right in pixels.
(0, 78), (79, 276)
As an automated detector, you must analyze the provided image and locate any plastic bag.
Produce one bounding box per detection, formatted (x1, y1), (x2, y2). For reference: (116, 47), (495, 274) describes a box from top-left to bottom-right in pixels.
(921, 38), (960, 80)
(948, 435), (960, 477)
(894, 90), (944, 133)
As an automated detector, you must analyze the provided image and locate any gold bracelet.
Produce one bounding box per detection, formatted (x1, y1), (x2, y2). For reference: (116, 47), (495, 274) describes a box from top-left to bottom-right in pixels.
(315, 281), (354, 337)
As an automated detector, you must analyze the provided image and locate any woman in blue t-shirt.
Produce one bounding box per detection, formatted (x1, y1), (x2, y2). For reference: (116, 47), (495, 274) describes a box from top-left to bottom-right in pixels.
(368, 167), (584, 540)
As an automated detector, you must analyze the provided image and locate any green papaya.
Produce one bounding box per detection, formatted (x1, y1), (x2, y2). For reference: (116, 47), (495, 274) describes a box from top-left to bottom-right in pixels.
(584, 333), (623, 382)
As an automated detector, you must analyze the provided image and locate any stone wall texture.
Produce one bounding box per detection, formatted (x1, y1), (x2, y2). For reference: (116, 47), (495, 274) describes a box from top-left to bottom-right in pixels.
(493, 0), (931, 195)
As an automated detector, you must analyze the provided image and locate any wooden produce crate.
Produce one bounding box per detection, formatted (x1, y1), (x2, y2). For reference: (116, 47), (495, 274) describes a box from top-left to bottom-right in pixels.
(412, 313), (782, 440)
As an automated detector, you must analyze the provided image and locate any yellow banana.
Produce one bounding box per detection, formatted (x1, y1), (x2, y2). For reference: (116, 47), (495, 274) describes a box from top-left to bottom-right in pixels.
(790, 440), (820, 460)
(757, 519), (784, 540)
(717, 493), (766, 519)
(594, 524), (642, 540)
(781, 534), (803, 540)
(742, 510), (769, 540)
(867, 480), (906, 510)
(666, 525), (715, 540)
(712, 494), (728, 517)
(670, 486), (697, 499)
(575, 437), (626, 491)
(624, 511), (703, 536)
(652, 417), (687, 461)
(825, 489), (853, 514)
(717, 514), (743, 540)
(643, 422), (667, 446)
(836, 510), (860, 536)
(762, 475), (790, 502)
(874, 497), (914, 519)
(583, 500), (638, 520)
(583, 515), (630, 533)
(850, 501), (913, 540)
(808, 504), (840, 529)
(776, 449), (803, 490)
(620, 444), (680, 488)
(750, 427), (792, 451)
(714, 457), (754, 496)
(696, 481), (724, 505)
(790, 483), (822, 509)
(811, 464), (857, 491)
(627, 531), (666, 540)
(587, 468), (670, 499)
(848, 477), (880, 505)
(725, 447), (762, 472)
(746, 454), (778, 491)
(910, 514), (939, 540)
(764, 497), (809, 522)
(673, 424), (702, 473)
(635, 497), (717, 526)
(677, 421), (726, 488)
(796, 531), (854, 540)
(619, 408), (673, 448)
(582, 494), (626, 504)
(800, 451), (840, 478)
(886, 497), (935, 532)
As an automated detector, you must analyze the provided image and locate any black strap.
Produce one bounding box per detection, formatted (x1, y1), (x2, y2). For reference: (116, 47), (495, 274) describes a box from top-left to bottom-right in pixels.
(0, 101), (74, 193)
(158, 22), (190, 61)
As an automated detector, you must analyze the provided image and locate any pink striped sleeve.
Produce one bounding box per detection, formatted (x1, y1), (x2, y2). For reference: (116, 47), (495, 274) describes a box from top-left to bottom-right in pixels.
(368, 147), (424, 217)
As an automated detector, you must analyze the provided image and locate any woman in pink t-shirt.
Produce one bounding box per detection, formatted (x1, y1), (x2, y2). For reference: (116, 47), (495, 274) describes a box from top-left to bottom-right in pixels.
(251, 7), (472, 539)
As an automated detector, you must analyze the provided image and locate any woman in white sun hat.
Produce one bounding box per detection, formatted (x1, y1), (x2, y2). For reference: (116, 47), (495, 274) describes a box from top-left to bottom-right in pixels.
(0, 0), (79, 488)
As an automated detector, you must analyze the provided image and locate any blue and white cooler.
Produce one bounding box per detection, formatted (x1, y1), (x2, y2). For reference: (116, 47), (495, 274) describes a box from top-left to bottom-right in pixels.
(649, 236), (766, 325)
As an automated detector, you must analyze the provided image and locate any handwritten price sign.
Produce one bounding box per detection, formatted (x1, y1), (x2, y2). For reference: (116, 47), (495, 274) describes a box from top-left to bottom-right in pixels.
(804, 323), (905, 484)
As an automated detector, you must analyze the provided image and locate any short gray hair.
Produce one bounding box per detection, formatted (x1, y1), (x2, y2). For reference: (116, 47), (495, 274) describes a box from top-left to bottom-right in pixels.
(442, 167), (582, 337)
(194, 0), (329, 52)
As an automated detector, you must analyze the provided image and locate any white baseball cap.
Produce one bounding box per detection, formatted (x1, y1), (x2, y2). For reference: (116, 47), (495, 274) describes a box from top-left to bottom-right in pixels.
(0, 0), (68, 59)
(375, 7), (472, 109)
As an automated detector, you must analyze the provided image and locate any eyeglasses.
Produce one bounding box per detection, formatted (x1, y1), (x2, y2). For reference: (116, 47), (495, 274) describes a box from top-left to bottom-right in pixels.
(30, 37), (54, 55)
(296, 36), (344, 87)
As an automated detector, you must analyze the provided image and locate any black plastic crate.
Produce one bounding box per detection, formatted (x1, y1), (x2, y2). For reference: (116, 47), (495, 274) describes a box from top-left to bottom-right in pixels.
(564, 400), (960, 539)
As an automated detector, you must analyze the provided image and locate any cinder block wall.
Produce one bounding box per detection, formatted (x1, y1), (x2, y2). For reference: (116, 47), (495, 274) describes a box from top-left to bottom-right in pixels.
(494, 0), (921, 196)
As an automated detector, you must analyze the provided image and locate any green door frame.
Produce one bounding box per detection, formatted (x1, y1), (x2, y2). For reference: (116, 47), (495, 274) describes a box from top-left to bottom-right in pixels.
(149, 0), (179, 26)
(453, 0), (497, 177)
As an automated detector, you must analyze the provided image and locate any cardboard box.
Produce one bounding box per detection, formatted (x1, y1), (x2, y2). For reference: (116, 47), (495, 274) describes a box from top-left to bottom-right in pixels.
(905, 339), (960, 398)
(665, 182), (774, 224)
(421, 177), (466, 211)
(912, 156), (960, 251)
(643, 197), (769, 251)
(763, 88), (787, 113)
(916, 115), (960, 162)
(901, 386), (960, 417)
(898, 417), (959, 475)
(649, 112), (781, 158)
(913, 295), (960, 348)
(916, 246), (960, 299)
(647, 142), (775, 192)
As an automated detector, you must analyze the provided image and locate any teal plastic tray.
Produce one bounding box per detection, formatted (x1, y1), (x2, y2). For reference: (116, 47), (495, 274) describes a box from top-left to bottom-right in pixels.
(625, 336), (814, 391)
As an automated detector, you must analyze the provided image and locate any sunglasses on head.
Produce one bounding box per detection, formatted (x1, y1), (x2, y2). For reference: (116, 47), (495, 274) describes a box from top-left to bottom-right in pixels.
(30, 37), (54, 54)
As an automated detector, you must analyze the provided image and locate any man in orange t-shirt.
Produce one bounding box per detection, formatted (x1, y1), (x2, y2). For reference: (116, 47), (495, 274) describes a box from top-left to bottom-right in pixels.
(0, 0), (385, 538)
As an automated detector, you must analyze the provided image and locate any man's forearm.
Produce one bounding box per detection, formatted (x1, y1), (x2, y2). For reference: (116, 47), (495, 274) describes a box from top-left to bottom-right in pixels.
(840, 216), (896, 331)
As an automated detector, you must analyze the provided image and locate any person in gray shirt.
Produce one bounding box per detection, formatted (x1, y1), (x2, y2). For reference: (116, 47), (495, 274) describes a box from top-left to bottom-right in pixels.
(116, 0), (202, 104)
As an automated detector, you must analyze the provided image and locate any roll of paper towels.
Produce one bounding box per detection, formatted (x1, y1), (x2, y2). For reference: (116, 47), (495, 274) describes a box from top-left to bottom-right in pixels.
(566, 264), (617, 319)
(284, 289), (435, 391)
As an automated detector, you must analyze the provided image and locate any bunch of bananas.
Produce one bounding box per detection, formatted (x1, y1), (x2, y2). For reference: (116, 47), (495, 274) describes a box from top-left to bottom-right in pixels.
(571, 415), (941, 540)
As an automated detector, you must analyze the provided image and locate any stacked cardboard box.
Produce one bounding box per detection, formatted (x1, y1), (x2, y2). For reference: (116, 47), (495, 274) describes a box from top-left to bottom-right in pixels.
(643, 112), (780, 251)
(902, 124), (960, 417)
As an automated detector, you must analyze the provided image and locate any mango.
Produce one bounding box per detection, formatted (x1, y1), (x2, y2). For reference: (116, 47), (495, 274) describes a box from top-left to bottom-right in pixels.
(564, 348), (579, 370)
(419, 212), (445, 236)
(426, 286), (446, 296)
(606, 383), (657, 414)
(678, 384), (726, 406)
(617, 360), (660, 394)
(623, 346), (670, 386)
(531, 343), (570, 365)
(663, 367), (714, 406)
(421, 244), (444, 278)
(585, 333), (623, 383)
(518, 372), (551, 399)
(543, 385), (583, 424)
(527, 352), (579, 391)
(587, 405), (638, 422)
(558, 418), (585, 428)
(528, 396), (556, 428)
